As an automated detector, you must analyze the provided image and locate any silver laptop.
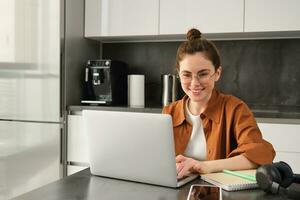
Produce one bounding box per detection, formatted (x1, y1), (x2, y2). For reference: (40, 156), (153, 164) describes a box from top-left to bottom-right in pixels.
(82, 110), (198, 188)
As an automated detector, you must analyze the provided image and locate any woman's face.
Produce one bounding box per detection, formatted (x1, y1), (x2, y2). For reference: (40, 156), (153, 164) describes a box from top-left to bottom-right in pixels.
(178, 52), (221, 104)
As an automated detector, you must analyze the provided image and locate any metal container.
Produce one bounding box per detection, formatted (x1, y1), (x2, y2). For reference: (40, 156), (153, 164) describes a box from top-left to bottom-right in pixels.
(161, 74), (177, 106)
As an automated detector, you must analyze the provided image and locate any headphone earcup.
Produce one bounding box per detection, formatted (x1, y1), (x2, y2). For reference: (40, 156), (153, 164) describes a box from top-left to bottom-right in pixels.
(273, 161), (294, 188)
(256, 164), (282, 194)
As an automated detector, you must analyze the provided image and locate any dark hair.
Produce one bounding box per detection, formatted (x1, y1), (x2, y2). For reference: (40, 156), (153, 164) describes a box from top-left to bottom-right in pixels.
(175, 28), (221, 71)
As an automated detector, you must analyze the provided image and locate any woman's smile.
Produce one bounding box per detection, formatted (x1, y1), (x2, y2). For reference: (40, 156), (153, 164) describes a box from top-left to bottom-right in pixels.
(190, 87), (204, 96)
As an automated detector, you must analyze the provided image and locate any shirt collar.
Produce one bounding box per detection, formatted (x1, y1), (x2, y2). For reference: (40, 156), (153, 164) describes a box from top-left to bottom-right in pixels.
(172, 95), (188, 127)
(172, 89), (222, 126)
(202, 89), (222, 124)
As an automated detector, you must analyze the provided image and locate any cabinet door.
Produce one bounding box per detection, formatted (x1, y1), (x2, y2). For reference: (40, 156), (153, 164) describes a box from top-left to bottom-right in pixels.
(85, 0), (159, 37)
(258, 123), (300, 152)
(67, 114), (89, 165)
(245, 0), (300, 32)
(160, 0), (244, 34)
(258, 122), (300, 174)
(274, 152), (300, 174)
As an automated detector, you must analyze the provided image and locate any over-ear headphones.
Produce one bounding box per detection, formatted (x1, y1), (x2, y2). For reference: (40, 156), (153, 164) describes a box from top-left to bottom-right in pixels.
(256, 161), (300, 200)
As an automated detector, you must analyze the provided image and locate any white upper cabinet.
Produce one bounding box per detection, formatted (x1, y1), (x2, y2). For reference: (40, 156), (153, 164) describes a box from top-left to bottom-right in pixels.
(85, 0), (159, 37)
(245, 0), (300, 32)
(85, 0), (300, 40)
(159, 0), (244, 34)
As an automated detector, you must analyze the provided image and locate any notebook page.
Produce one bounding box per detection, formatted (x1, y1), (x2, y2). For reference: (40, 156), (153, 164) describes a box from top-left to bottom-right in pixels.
(200, 170), (258, 191)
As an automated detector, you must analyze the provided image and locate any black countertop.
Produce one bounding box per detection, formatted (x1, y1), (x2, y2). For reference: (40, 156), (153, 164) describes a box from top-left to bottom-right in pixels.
(247, 104), (300, 119)
(11, 168), (289, 200)
(68, 105), (300, 120)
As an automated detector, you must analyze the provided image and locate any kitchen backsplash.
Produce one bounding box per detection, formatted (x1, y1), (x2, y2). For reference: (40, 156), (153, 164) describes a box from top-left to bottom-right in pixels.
(102, 39), (300, 108)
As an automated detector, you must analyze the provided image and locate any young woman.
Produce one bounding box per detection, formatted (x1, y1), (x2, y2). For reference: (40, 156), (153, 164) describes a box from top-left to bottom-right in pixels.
(162, 28), (275, 179)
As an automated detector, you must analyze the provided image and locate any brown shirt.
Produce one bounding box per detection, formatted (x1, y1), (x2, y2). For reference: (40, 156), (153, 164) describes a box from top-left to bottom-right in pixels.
(162, 89), (275, 165)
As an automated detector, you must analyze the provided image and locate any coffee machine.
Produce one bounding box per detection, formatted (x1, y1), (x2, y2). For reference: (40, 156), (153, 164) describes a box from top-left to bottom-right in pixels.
(81, 59), (128, 105)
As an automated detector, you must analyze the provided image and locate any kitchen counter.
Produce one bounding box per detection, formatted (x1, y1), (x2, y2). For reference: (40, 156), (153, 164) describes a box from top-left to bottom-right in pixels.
(68, 105), (300, 123)
(68, 105), (162, 114)
(11, 168), (289, 200)
(248, 105), (300, 120)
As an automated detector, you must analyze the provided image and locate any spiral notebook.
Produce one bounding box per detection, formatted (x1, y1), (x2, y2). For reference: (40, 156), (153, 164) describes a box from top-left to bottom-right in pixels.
(200, 170), (258, 191)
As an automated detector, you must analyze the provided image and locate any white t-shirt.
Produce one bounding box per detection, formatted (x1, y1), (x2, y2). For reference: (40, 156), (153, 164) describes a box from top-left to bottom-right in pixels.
(184, 101), (207, 161)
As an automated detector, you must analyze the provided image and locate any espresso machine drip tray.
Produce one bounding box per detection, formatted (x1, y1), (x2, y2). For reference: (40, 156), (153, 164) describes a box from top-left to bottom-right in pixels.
(81, 100), (107, 105)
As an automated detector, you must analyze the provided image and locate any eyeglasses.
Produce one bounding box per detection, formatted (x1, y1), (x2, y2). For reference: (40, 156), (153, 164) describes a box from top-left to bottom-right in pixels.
(178, 71), (216, 84)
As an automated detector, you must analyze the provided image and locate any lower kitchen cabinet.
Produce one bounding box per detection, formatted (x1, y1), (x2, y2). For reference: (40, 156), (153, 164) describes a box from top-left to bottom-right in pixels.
(258, 122), (300, 173)
(67, 113), (89, 175)
(274, 152), (300, 173)
(67, 109), (300, 176)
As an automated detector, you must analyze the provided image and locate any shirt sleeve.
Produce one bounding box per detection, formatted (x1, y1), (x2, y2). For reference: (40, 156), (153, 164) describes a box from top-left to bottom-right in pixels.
(227, 102), (276, 165)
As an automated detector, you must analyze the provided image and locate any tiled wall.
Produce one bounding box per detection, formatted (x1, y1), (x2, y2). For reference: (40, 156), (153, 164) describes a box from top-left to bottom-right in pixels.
(103, 39), (300, 108)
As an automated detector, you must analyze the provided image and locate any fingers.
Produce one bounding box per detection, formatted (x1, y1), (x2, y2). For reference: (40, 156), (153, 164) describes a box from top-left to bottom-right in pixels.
(176, 157), (198, 179)
(176, 155), (186, 178)
(177, 162), (192, 179)
(176, 162), (184, 174)
(176, 154), (186, 163)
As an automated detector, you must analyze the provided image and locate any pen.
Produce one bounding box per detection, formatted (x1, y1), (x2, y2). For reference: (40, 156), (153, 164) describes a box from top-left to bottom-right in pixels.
(223, 169), (256, 182)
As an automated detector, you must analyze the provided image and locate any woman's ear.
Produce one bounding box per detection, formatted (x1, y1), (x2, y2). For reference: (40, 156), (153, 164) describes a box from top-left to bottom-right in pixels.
(214, 66), (222, 81)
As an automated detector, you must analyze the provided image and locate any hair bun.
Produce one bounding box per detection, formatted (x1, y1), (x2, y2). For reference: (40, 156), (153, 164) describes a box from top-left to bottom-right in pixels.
(186, 28), (202, 41)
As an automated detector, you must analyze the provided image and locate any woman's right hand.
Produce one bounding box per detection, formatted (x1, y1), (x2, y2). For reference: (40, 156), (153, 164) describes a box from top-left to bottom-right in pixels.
(176, 155), (199, 179)
(176, 155), (213, 178)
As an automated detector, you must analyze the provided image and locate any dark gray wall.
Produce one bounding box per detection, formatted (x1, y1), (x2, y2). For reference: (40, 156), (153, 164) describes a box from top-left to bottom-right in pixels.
(64, 0), (100, 107)
(103, 39), (300, 108)
(103, 42), (181, 107)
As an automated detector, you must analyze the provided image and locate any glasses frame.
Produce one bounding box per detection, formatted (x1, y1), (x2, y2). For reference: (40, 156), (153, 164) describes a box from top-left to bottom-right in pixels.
(177, 70), (216, 84)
